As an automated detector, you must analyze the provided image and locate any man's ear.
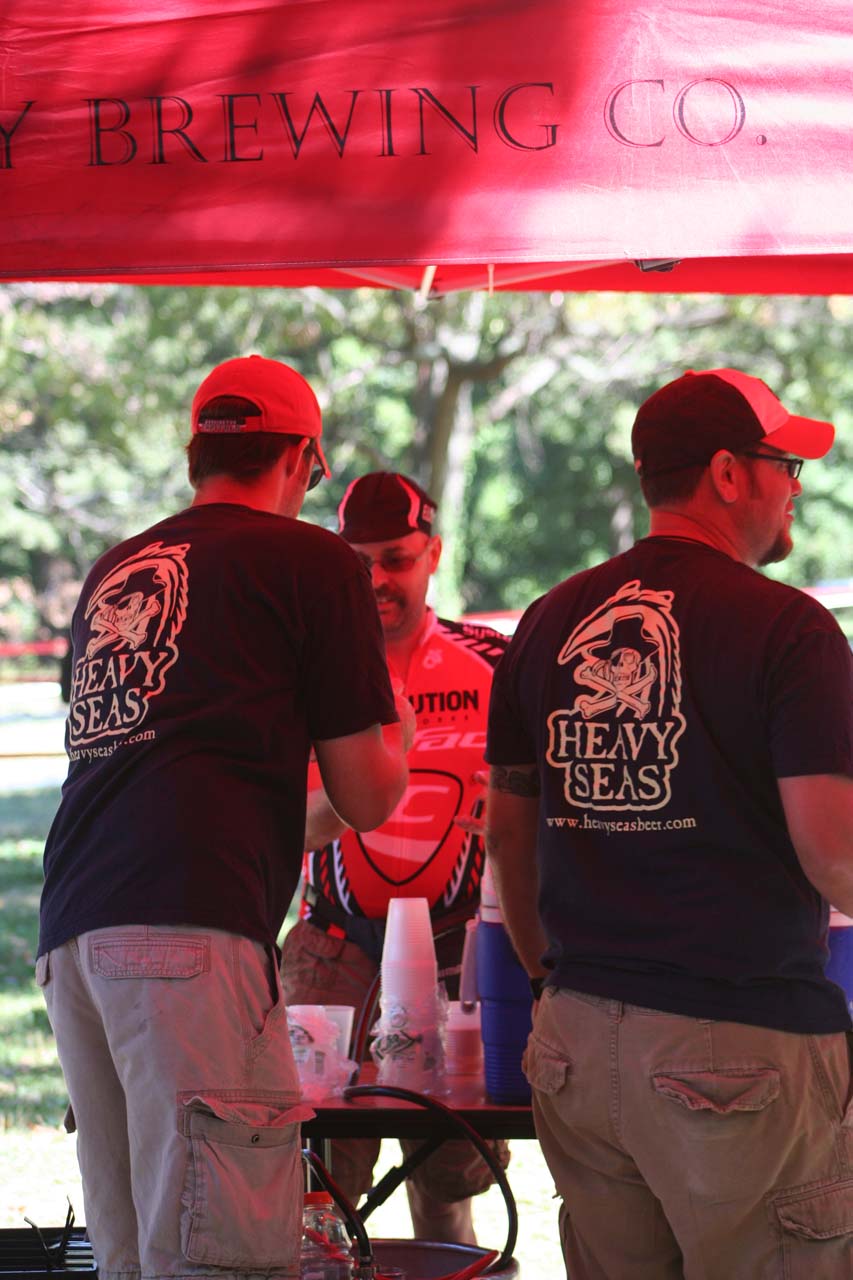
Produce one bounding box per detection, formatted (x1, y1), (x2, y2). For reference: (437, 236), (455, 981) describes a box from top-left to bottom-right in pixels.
(428, 535), (443, 572)
(282, 437), (309, 480)
(707, 449), (739, 505)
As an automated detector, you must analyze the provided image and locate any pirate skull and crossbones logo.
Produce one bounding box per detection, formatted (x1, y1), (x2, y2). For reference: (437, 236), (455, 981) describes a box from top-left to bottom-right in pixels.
(549, 582), (685, 810)
(87, 590), (161, 657)
(575, 646), (657, 719)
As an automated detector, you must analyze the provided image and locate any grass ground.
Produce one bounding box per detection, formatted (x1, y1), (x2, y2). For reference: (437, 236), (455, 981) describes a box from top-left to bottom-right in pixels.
(0, 696), (564, 1275)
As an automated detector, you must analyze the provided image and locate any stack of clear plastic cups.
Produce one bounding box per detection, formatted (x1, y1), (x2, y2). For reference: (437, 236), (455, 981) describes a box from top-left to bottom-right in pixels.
(372, 896), (445, 1091)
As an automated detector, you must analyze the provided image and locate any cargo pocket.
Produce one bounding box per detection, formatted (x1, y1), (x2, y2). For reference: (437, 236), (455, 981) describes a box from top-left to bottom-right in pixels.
(775, 1180), (853, 1279)
(651, 1066), (780, 1114)
(178, 1091), (315, 1270)
(523, 1032), (571, 1096)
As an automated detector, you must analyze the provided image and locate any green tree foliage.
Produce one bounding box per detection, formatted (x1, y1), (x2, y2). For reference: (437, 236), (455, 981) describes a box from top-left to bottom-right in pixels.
(461, 292), (853, 613)
(1, 283), (851, 650)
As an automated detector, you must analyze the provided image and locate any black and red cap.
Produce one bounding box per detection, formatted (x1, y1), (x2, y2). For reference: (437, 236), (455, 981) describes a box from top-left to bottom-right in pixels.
(632, 368), (834, 478)
(338, 472), (437, 543)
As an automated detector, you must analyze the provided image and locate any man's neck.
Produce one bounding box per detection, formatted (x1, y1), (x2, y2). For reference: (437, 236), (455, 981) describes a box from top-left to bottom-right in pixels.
(191, 462), (302, 518)
(191, 477), (272, 512)
(385, 609), (433, 684)
(645, 509), (744, 562)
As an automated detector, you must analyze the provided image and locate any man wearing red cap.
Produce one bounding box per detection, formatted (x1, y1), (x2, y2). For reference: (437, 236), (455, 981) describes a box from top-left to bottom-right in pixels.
(282, 471), (511, 1244)
(37, 358), (411, 1280)
(486, 369), (853, 1278)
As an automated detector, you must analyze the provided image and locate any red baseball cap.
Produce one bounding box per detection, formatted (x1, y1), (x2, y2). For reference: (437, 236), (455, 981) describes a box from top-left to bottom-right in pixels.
(191, 354), (330, 479)
(632, 369), (834, 478)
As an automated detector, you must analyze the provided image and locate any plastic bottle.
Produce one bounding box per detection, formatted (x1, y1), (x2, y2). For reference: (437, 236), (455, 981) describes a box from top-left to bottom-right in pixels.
(299, 1191), (353, 1279)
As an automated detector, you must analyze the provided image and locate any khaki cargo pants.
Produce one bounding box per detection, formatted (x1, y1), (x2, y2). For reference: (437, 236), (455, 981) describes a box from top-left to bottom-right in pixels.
(524, 986), (853, 1280)
(38, 926), (311, 1280)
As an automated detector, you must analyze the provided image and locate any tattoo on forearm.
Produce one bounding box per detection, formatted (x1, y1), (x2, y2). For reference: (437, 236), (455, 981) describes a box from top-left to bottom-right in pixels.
(490, 766), (541, 797)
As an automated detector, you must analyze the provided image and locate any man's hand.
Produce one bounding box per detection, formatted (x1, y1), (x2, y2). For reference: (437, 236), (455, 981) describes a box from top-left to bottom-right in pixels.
(394, 686), (417, 753)
(455, 770), (488, 836)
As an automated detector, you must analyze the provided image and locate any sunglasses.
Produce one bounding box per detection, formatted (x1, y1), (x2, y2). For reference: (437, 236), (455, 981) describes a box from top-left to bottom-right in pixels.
(739, 450), (804, 480)
(355, 545), (431, 575)
(303, 438), (326, 490)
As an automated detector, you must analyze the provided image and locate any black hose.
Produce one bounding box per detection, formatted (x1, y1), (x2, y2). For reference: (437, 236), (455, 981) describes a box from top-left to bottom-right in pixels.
(343, 1084), (518, 1273)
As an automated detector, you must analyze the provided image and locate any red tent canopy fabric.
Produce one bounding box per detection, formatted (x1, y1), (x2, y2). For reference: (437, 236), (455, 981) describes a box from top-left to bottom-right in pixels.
(3, 1), (853, 295)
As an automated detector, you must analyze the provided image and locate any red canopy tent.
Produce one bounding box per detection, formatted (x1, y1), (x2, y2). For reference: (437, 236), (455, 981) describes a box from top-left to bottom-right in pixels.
(2, 0), (853, 297)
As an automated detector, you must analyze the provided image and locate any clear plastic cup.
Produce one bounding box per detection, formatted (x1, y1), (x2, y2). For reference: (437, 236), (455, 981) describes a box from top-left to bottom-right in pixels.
(287, 1005), (354, 1102)
(323, 1005), (355, 1057)
(286, 1004), (338, 1045)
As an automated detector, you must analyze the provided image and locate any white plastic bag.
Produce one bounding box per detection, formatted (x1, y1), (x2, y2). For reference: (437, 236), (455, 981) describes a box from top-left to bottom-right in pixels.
(286, 1005), (356, 1103)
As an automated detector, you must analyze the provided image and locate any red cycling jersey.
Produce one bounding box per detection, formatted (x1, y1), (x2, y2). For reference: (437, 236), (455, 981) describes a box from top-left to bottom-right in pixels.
(302, 610), (507, 924)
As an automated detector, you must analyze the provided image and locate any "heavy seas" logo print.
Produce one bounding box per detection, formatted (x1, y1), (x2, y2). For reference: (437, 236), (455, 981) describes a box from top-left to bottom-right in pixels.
(546, 580), (685, 811)
(69, 541), (189, 748)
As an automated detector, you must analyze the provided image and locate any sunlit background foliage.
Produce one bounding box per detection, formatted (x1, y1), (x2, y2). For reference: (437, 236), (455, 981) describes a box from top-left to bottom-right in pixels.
(2, 283), (852, 655)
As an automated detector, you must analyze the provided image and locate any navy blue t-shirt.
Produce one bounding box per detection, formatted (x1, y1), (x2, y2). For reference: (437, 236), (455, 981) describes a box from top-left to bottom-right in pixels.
(39, 503), (398, 956)
(487, 536), (853, 1034)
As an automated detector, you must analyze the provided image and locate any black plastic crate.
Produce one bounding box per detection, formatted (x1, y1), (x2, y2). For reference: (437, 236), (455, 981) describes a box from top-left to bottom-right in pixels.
(0, 1227), (96, 1279)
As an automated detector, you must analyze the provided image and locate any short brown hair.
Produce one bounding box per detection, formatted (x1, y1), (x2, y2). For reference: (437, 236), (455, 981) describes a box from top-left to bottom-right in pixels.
(185, 396), (303, 487)
(639, 462), (706, 508)
(186, 432), (304, 487)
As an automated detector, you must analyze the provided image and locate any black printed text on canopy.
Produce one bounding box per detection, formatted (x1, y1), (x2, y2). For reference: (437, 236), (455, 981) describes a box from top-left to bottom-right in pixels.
(3, 0), (853, 296)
